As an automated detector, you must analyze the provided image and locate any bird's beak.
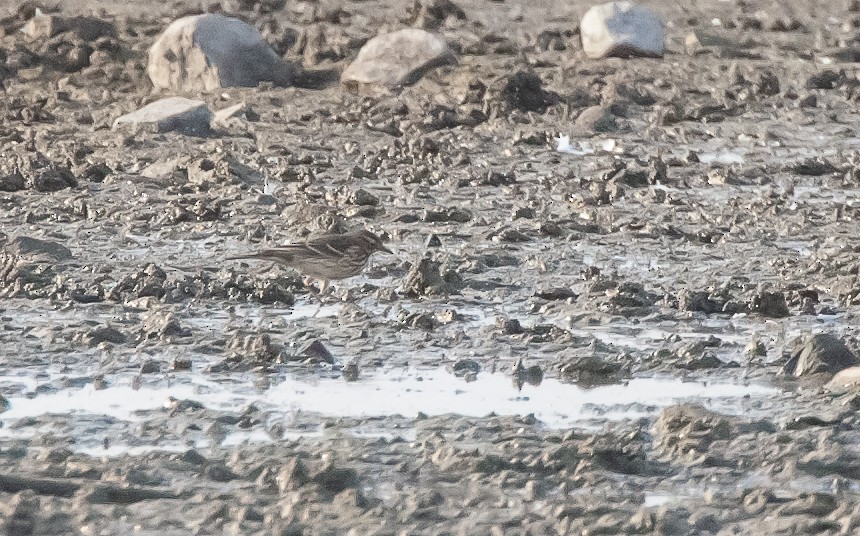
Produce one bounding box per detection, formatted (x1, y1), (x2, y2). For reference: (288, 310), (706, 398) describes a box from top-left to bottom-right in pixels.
(379, 245), (393, 254)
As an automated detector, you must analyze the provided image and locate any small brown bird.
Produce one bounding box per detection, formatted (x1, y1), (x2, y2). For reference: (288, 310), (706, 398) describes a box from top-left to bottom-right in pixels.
(227, 229), (393, 293)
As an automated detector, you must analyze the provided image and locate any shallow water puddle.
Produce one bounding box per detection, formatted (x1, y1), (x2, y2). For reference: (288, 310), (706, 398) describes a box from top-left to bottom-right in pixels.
(0, 368), (777, 455)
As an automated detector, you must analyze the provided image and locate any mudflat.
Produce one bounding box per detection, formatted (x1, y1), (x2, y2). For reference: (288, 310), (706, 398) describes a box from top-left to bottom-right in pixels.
(2, 0), (860, 534)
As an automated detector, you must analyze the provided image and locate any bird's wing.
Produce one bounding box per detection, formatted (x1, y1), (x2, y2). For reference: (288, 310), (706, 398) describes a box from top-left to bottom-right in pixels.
(304, 234), (359, 259)
(226, 246), (300, 262)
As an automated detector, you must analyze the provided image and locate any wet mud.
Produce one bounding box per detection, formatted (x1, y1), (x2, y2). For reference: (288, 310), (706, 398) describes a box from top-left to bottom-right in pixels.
(3, 0), (860, 534)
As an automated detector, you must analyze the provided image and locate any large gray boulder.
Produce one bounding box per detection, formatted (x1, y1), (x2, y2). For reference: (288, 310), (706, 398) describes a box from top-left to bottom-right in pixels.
(341, 28), (455, 91)
(580, 2), (664, 59)
(147, 14), (296, 92)
(781, 333), (858, 377)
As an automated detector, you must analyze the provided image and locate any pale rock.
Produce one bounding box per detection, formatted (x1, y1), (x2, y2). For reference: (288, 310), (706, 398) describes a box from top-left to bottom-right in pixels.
(684, 30), (732, 54)
(342, 28), (455, 91)
(827, 366), (860, 392)
(147, 14), (295, 92)
(213, 102), (249, 127)
(580, 2), (664, 59)
(575, 104), (617, 132)
(112, 97), (212, 135)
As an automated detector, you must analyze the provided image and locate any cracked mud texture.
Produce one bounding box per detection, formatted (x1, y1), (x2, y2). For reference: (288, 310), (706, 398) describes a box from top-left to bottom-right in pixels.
(3, 0), (860, 534)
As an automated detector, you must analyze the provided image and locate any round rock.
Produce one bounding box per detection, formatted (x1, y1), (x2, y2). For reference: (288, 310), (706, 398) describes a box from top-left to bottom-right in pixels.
(827, 366), (860, 392)
(147, 13), (296, 92)
(341, 28), (456, 91)
(580, 1), (664, 59)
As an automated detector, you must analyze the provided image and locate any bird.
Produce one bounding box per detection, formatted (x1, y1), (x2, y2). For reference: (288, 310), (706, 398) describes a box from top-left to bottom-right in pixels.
(227, 229), (393, 293)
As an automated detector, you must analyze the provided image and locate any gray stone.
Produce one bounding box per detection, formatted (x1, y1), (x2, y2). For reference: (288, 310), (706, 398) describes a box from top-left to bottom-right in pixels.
(147, 14), (295, 93)
(342, 28), (456, 91)
(112, 97), (212, 135)
(0, 172), (25, 192)
(580, 2), (664, 59)
(782, 333), (858, 377)
(575, 105), (617, 132)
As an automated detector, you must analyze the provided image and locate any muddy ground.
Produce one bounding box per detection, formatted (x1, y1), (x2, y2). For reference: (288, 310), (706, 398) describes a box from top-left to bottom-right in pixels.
(3, 0), (860, 534)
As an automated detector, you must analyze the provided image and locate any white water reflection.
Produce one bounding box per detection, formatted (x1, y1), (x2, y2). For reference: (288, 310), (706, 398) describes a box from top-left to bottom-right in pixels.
(0, 368), (776, 440)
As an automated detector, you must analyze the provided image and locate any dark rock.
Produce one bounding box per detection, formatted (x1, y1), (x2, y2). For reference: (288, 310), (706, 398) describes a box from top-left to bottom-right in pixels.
(205, 464), (237, 482)
(31, 165), (77, 192)
(806, 69), (843, 90)
(408, 0), (466, 29)
(500, 318), (525, 334)
(535, 287), (578, 301)
(256, 279), (295, 305)
(398, 311), (438, 331)
(474, 454), (510, 473)
(0, 172), (25, 192)
(311, 464), (359, 494)
(139, 360), (162, 374)
(500, 70), (556, 112)
(749, 290), (790, 318)
(451, 359), (480, 376)
(536, 30), (566, 51)
(84, 326), (127, 346)
(792, 158), (837, 176)
(425, 234), (442, 248)
(402, 257), (464, 297)
(677, 289), (722, 314)
(422, 207), (471, 223)
(181, 450), (208, 465)
(300, 340), (335, 364)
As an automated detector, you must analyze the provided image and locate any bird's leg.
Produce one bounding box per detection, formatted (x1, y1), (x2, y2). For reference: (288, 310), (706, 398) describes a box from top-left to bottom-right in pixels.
(303, 275), (317, 294)
(309, 280), (334, 318)
(301, 278), (328, 318)
(302, 277), (330, 296)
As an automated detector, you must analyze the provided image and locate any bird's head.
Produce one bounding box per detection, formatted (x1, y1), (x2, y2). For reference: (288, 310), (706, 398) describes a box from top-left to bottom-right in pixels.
(359, 230), (393, 254)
